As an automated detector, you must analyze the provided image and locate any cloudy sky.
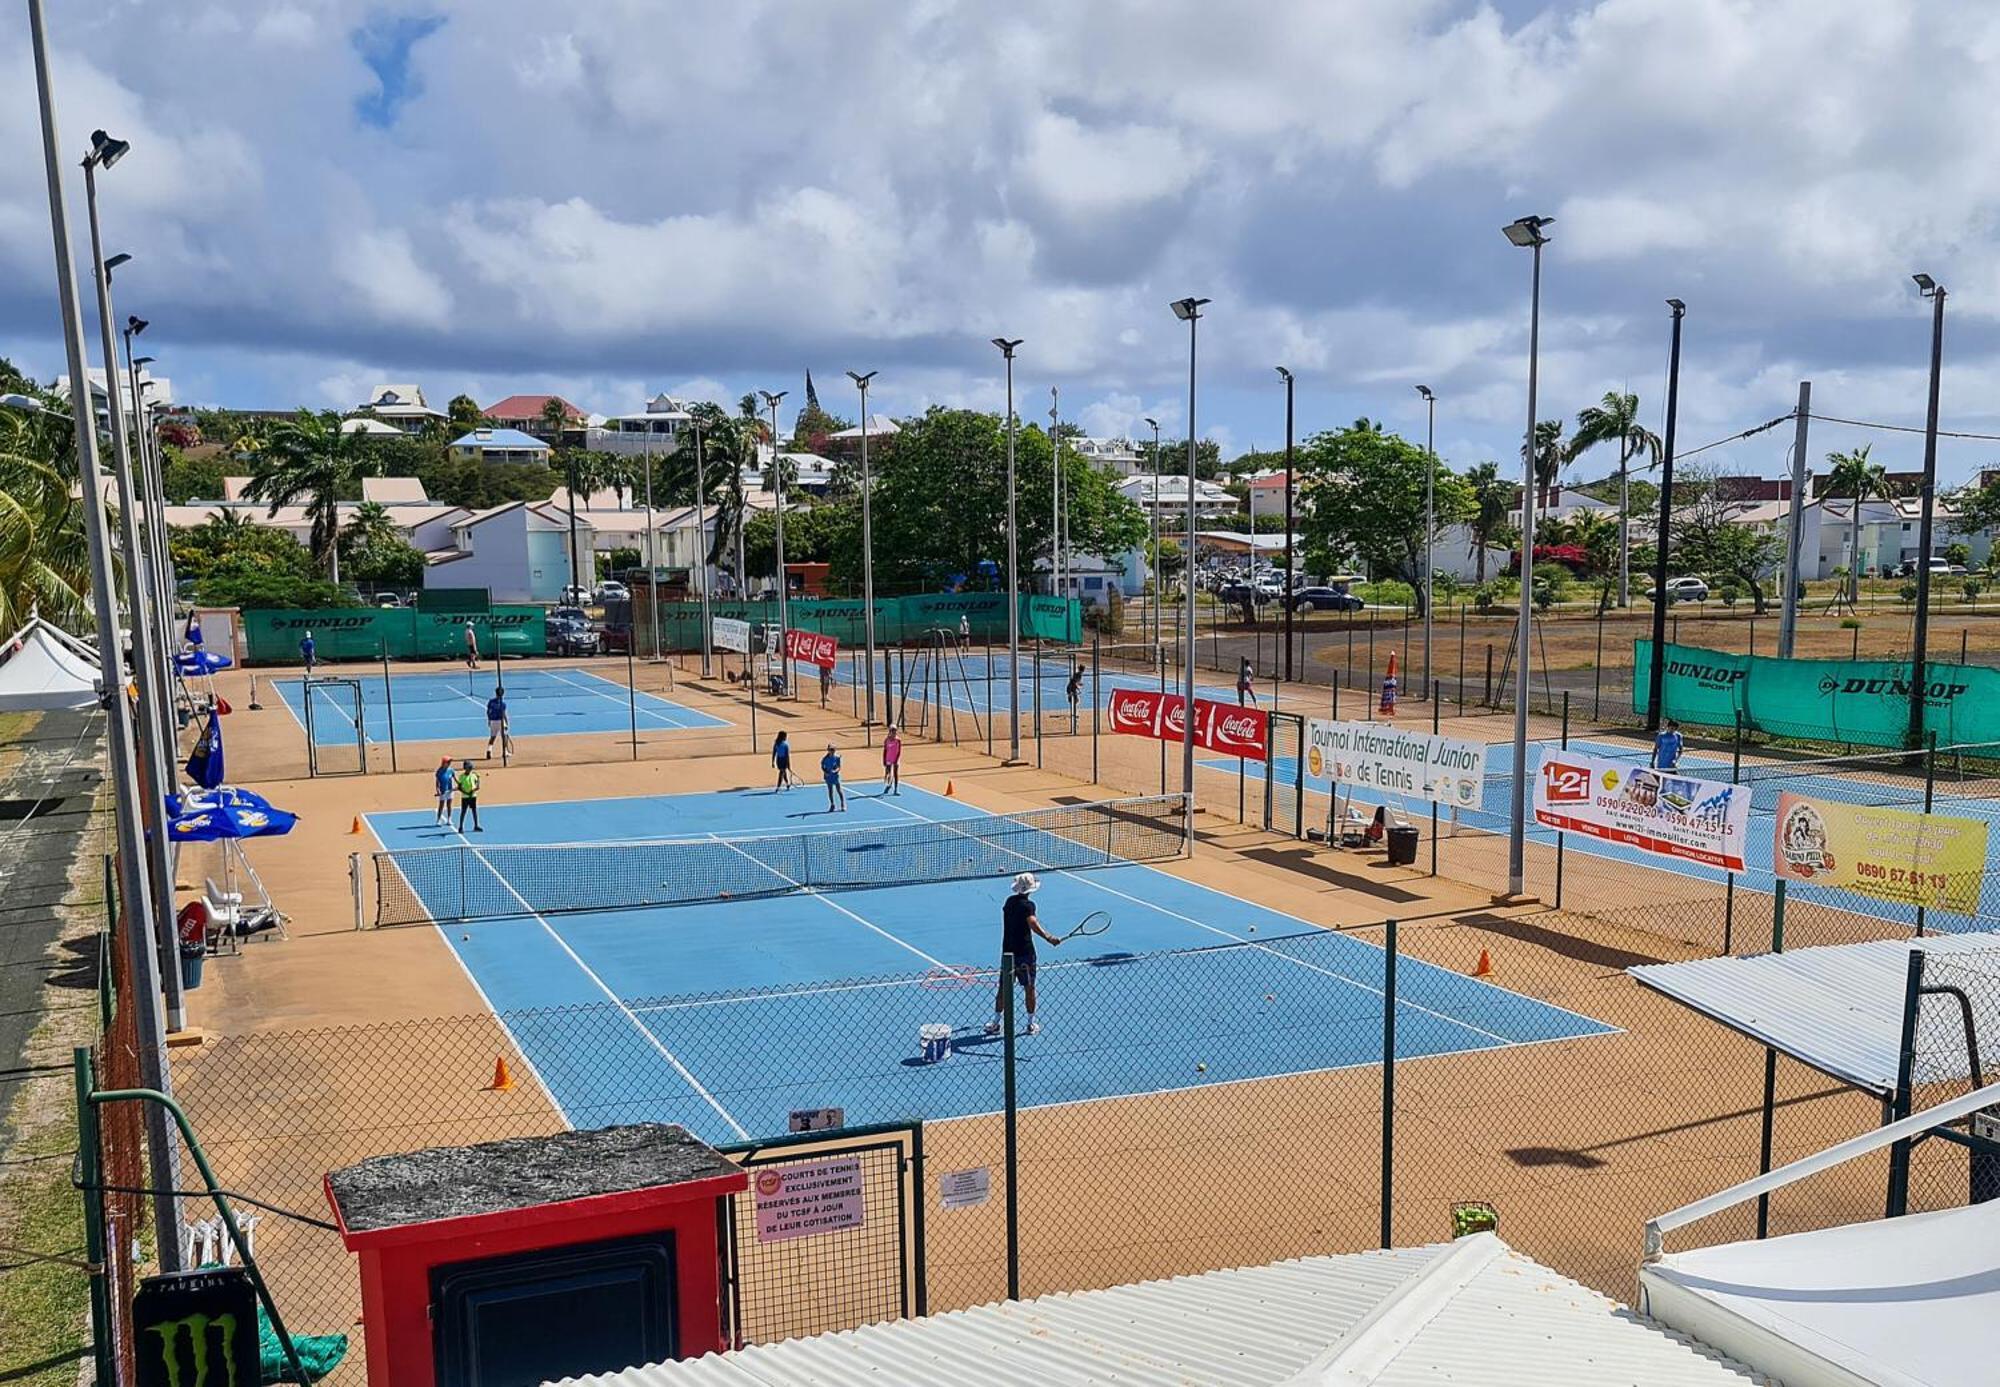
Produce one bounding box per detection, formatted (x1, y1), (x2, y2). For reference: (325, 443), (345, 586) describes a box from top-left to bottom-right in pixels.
(6, 0), (2000, 485)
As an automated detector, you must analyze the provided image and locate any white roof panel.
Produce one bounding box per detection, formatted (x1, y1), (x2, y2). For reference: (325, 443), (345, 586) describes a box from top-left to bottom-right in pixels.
(551, 1236), (1766, 1386)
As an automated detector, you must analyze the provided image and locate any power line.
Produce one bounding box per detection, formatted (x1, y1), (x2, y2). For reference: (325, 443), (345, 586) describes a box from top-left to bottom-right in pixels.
(1673, 412), (1794, 462)
(1809, 412), (2000, 445)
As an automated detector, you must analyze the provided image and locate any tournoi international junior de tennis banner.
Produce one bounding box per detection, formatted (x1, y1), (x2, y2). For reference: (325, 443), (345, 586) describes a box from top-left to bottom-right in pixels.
(1532, 750), (1752, 871)
(1302, 720), (1488, 808)
(1106, 688), (1267, 759)
(1772, 792), (1989, 914)
(710, 616), (751, 654)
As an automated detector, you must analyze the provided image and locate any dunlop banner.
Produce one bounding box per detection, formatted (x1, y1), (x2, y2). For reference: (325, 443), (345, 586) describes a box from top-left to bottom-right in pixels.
(1635, 640), (2000, 748)
(245, 607), (545, 663)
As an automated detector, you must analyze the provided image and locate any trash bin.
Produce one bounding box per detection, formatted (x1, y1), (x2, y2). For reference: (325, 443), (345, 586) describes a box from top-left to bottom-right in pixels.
(179, 947), (206, 990)
(1385, 823), (1420, 866)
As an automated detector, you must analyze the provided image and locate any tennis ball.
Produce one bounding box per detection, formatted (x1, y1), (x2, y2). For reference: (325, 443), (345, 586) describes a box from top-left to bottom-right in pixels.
(461, 934), (470, 941)
(1196, 1062), (1207, 1072)
(1264, 993), (1275, 1001)
(1247, 925), (1257, 933)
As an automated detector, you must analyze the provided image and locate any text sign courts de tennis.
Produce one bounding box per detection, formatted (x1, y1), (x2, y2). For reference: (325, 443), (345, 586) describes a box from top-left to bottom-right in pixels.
(1305, 721), (1488, 808)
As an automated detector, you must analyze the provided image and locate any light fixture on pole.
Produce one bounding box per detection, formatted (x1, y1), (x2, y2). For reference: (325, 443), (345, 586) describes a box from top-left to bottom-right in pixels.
(992, 338), (1024, 761)
(759, 389), (789, 693)
(125, 326), (177, 715)
(1908, 273), (1947, 753)
(1170, 297), (1210, 839)
(693, 416), (712, 677)
(35, 44), (181, 1261)
(1500, 214), (1552, 900)
(846, 370), (879, 726)
(1416, 385), (1436, 702)
(1646, 300), (1686, 730)
(1145, 416), (1161, 649)
(1276, 368), (1296, 681)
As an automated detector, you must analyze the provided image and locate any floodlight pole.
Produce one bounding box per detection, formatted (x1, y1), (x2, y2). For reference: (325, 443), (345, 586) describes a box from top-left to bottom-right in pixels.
(31, 1), (182, 1267)
(694, 418), (712, 677)
(1647, 300), (1685, 731)
(1777, 381), (1811, 658)
(123, 327), (178, 761)
(1172, 297), (1210, 841)
(993, 339), (1024, 761)
(1278, 369), (1296, 681)
(1146, 417), (1162, 650)
(1908, 275), (1947, 753)
(642, 437), (660, 660)
(848, 371), (879, 725)
(1049, 386), (1062, 598)
(1502, 217), (1552, 900)
(1417, 384), (1435, 701)
(761, 390), (789, 692)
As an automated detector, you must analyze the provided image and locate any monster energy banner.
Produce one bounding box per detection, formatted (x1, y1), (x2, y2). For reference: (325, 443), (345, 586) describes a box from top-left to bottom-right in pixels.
(1636, 640), (2000, 748)
(135, 1267), (259, 1387)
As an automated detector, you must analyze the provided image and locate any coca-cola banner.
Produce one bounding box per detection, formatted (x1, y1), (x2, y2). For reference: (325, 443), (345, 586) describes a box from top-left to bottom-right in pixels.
(1105, 689), (1268, 761)
(783, 628), (840, 670)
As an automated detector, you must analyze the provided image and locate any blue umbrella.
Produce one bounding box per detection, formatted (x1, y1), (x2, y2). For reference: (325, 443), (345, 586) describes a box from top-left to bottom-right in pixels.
(176, 649), (233, 675)
(184, 612), (204, 648)
(184, 708), (226, 789)
(168, 793), (297, 843)
(166, 785), (274, 817)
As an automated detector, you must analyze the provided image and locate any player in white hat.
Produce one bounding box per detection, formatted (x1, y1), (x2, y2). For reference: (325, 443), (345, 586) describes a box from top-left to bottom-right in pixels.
(986, 872), (1062, 1037)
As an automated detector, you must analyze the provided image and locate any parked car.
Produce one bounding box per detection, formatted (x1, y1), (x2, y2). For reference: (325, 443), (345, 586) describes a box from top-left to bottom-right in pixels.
(1216, 581), (1276, 607)
(593, 581), (630, 602)
(545, 612), (600, 656)
(1651, 576), (1709, 603)
(373, 592), (402, 608)
(1288, 584), (1364, 613)
(560, 584), (592, 606)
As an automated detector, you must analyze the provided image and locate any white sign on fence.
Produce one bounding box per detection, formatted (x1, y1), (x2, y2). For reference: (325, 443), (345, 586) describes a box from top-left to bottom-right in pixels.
(938, 1167), (991, 1211)
(1532, 750), (1752, 872)
(712, 616), (750, 654)
(752, 1157), (865, 1244)
(1303, 720), (1488, 809)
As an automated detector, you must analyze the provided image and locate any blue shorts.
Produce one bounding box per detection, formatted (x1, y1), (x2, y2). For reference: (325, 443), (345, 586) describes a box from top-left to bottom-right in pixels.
(825, 773), (841, 786)
(1006, 953), (1037, 987)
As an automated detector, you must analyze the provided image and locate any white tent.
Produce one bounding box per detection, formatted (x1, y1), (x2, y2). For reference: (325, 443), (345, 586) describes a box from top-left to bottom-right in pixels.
(0, 615), (102, 712)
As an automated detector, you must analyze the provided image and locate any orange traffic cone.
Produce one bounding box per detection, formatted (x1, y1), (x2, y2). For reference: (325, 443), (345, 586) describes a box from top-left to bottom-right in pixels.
(349, 815), (363, 835)
(488, 1056), (515, 1092)
(945, 780), (955, 797)
(1471, 948), (1492, 978)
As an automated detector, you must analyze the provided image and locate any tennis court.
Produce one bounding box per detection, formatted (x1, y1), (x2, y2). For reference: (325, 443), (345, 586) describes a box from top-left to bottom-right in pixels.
(363, 783), (1613, 1144)
(829, 649), (1237, 721)
(1211, 735), (2000, 926)
(273, 667), (727, 746)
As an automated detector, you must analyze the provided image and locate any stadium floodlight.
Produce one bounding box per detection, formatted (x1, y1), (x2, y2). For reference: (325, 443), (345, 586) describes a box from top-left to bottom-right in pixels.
(1277, 368), (1297, 678)
(1907, 274), (1947, 754)
(1170, 297), (1209, 837)
(1416, 385), (1436, 703)
(992, 338), (1024, 759)
(847, 370), (881, 727)
(85, 128), (129, 169)
(1647, 300), (1687, 731)
(1500, 216), (1552, 899)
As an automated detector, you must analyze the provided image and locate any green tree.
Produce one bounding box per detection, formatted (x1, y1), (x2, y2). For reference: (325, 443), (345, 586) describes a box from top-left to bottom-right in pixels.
(1525, 419), (1566, 490)
(245, 409), (378, 582)
(1297, 419), (1473, 616)
(1824, 444), (1887, 604)
(1567, 508), (1621, 614)
(168, 510), (357, 608)
(161, 444), (229, 504)
(538, 395), (573, 442)
(0, 410), (91, 630)
(1464, 461), (1511, 583)
(447, 394), (487, 431)
(1945, 540), (1972, 569)
(1567, 391), (1662, 606)
(1670, 466), (1781, 613)
(339, 501), (426, 588)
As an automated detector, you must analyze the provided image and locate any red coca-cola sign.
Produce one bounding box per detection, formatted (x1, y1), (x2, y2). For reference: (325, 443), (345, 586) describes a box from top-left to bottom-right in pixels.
(1204, 704), (1268, 759)
(1107, 688), (1161, 736)
(1104, 688), (1267, 761)
(783, 629), (840, 670)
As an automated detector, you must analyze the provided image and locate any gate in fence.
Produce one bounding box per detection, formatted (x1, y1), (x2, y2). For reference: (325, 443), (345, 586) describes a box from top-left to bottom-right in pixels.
(1265, 711), (1305, 838)
(717, 1121), (925, 1347)
(302, 676), (367, 776)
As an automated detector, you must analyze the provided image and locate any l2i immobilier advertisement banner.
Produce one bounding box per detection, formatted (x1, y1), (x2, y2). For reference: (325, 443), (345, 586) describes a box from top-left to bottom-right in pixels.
(1772, 792), (1989, 915)
(1532, 751), (1752, 871)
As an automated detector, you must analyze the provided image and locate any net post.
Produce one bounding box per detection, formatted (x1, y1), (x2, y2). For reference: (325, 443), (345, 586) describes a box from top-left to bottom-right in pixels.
(1001, 952), (1019, 1301)
(628, 641), (640, 761)
(1430, 681), (1440, 876)
(350, 851), (363, 930)
(1554, 691), (1569, 909)
(1380, 917), (1397, 1249)
(381, 637), (398, 773)
(74, 1046), (114, 1386)
(1885, 947), (1927, 1217)
(1756, 879), (1786, 1238)
(1091, 633), (1100, 785)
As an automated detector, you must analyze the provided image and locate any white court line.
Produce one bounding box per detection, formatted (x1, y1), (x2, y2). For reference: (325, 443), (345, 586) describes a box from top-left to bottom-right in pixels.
(447, 824), (750, 1139)
(542, 668), (719, 730)
(867, 792), (1519, 1047)
(705, 832), (953, 971)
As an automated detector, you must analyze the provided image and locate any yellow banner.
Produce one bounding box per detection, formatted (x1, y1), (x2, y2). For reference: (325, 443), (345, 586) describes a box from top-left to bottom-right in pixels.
(1772, 792), (1990, 914)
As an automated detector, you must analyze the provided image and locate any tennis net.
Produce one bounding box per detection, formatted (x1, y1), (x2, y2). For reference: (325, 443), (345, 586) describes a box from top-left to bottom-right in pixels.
(372, 793), (1190, 926)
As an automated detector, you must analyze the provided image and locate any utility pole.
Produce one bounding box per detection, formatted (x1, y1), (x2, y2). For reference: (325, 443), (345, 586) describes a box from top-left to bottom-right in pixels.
(993, 339), (1024, 761)
(1646, 300), (1686, 731)
(1277, 368), (1296, 681)
(1777, 381), (1811, 658)
(1908, 276), (1947, 753)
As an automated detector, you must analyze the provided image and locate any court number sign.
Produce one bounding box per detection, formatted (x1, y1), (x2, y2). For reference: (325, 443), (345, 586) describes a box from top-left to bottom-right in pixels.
(752, 1157), (866, 1243)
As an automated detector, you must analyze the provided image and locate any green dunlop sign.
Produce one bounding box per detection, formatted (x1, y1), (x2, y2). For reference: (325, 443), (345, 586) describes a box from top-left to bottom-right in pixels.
(244, 607), (546, 664)
(1636, 639), (2000, 748)
(135, 1267), (259, 1387)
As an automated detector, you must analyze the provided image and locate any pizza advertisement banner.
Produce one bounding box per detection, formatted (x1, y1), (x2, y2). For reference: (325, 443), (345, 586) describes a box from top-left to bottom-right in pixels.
(782, 628), (840, 669)
(1104, 689), (1268, 761)
(1772, 791), (1989, 915)
(1532, 751), (1751, 871)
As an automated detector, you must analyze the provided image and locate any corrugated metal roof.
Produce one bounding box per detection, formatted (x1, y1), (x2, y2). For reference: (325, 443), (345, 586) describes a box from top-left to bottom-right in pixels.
(549, 1236), (1767, 1386)
(1629, 931), (2000, 1093)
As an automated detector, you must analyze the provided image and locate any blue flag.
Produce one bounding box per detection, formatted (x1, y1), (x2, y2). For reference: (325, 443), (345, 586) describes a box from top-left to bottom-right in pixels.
(184, 708), (225, 789)
(184, 612), (204, 648)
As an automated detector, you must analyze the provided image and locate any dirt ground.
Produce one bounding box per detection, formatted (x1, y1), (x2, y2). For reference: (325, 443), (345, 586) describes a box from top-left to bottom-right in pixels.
(165, 650), (1937, 1368)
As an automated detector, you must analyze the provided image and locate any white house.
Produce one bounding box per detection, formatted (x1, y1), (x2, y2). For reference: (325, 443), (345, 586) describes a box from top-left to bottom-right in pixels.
(1069, 436), (1144, 475)
(1746, 497), (1994, 581)
(1510, 484), (1616, 529)
(1117, 474), (1234, 518)
(431, 501), (595, 603)
(339, 416), (405, 438)
(56, 365), (172, 427)
(588, 394), (692, 458)
(352, 383), (446, 435)
(741, 447), (841, 496)
(449, 427), (553, 466)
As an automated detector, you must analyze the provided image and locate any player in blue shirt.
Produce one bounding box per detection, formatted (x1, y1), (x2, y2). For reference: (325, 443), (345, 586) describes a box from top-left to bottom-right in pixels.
(433, 755), (456, 825)
(298, 631), (315, 674)
(820, 744), (846, 813)
(1652, 719), (1684, 771)
(484, 687), (512, 760)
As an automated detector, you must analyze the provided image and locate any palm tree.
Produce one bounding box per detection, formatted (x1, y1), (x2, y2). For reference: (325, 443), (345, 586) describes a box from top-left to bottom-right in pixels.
(447, 393), (486, 431)
(1825, 444), (1888, 606)
(696, 411), (761, 588)
(1465, 461), (1510, 583)
(1567, 509), (1621, 614)
(0, 414), (91, 630)
(246, 409), (376, 583)
(1524, 419), (1566, 491)
(537, 395), (573, 445)
(1567, 391), (1663, 606)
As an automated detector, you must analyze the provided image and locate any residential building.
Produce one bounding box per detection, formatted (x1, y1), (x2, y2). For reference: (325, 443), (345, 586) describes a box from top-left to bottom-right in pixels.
(55, 365), (173, 427)
(588, 395), (691, 458)
(1246, 470), (1296, 508)
(742, 446), (841, 497)
(353, 383), (446, 435)
(487, 393), (588, 446)
(1812, 470), (1921, 499)
(339, 416), (405, 438)
(1116, 474), (1234, 518)
(821, 414), (900, 461)
(449, 427), (554, 466)
(1509, 484), (1615, 529)
(1068, 435), (1143, 475)
(431, 501), (596, 603)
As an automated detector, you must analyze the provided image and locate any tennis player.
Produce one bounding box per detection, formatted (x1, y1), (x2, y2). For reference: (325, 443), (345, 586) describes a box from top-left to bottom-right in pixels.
(463, 619), (479, 669)
(455, 759), (483, 832)
(821, 743), (846, 812)
(882, 725), (903, 795)
(1066, 660), (1084, 730)
(299, 630), (316, 674)
(959, 613), (971, 650)
(433, 755), (455, 825)
(1237, 656), (1258, 705)
(771, 730), (793, 789)
(1652, 719), (1684, 771)
(485, 686), (512, 759)
(986, 872), (1060, 1036)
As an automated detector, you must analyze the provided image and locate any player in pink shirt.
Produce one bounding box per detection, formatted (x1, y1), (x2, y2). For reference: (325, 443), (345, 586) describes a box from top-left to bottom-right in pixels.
(881, 725), (903, 795)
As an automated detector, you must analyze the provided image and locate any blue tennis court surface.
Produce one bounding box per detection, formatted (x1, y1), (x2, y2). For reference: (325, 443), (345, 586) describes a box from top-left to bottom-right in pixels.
(830, 651), (1237, 719)
(366, 783), (1614, 1143)
(275, 667), (726, 746)
(1211, 735), (2000, 928)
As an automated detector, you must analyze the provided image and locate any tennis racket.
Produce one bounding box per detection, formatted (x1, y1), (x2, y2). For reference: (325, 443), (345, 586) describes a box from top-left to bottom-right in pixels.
(1060, 910), (1112, 942)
